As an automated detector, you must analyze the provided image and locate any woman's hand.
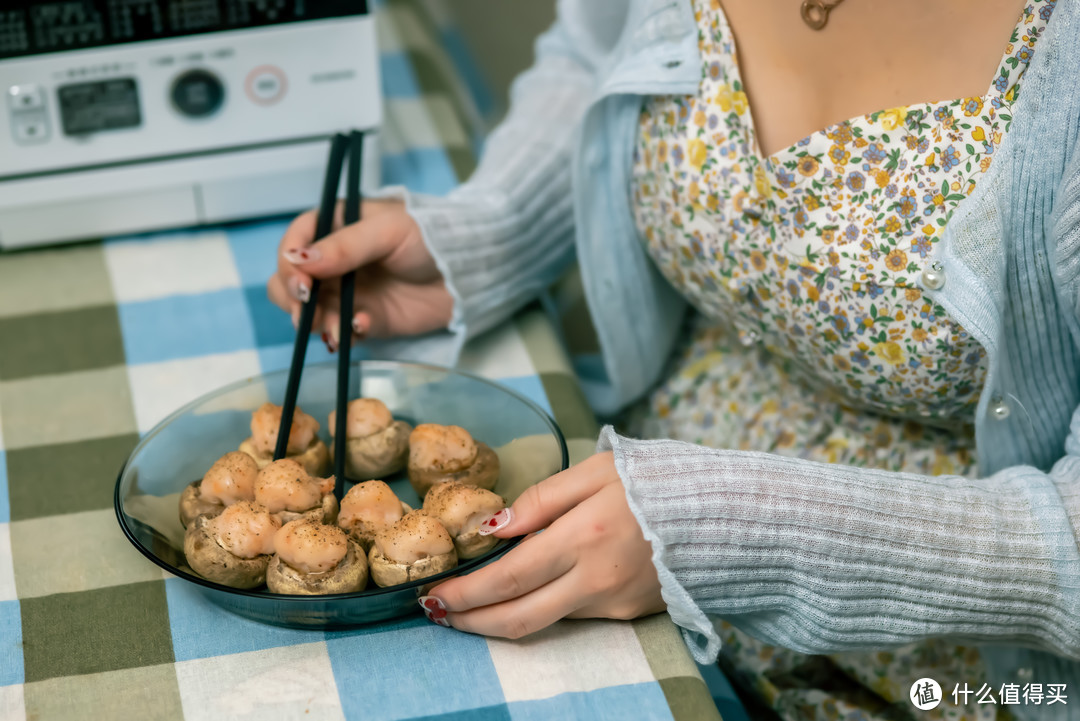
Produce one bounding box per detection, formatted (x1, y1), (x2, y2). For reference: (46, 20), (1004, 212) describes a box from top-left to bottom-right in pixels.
(420, 452), (666, 638)
(267, 199), (454, 350)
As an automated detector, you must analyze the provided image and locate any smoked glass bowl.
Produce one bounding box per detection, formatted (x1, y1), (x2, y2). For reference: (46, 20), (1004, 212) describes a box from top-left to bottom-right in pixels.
(115, 360), (568, 629)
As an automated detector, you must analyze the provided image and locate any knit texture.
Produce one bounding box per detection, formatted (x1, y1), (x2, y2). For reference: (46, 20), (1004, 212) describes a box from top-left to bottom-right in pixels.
(601, 425), (1080, 664)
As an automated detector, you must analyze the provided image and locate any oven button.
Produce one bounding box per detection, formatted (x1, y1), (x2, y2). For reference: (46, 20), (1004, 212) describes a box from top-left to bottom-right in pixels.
(170, 69), (225, 118)
(7, 84), (46, 112)
(12, 117), (50, 145)
(245, 65), (286, 106)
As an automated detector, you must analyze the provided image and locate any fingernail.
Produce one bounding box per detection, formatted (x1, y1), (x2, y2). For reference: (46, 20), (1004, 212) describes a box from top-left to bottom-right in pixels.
(283, 247), (322, 264)
(295, 280), (311, 303)
(352, 315), (366, 337)
(477, 508), (512, 536)
(418, 596), (450, 627)
(322, 332), (337, 353)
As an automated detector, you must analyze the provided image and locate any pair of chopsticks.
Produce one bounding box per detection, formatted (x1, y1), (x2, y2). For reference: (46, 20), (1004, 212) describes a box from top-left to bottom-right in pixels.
(273, 130), (364, 502)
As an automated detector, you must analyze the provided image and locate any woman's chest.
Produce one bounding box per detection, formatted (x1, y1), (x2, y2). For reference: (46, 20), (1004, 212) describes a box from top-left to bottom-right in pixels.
(628, 0), (1053, 421)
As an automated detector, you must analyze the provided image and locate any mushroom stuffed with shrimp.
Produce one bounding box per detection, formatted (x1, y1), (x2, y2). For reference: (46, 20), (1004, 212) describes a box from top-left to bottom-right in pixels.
(239, 402), (330, 476)
(337, 480), (411, 552)
(422, 481), (506, 559)
(183, 501), (281, 588)
(254, 458), (339, 525)
(328, 398), (412, 481)
(179, 451), (259, 528)
(407, 424), (499, 499)
(368, 510), (457, 587)
(265, 517), (368, 595)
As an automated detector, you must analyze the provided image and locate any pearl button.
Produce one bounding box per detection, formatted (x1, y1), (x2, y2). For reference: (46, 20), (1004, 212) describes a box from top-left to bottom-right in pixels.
(990, 396), (1011, 420)
(738, 328), (761, 346)
(921, 260), (945, 290)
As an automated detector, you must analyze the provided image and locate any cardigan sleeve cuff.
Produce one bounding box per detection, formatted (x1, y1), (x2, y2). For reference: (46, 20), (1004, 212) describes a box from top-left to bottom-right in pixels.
(598, 425), (723, 663)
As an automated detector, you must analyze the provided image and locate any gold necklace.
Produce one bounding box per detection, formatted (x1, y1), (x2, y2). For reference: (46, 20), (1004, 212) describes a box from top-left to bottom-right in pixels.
(800, 0), (847, 29)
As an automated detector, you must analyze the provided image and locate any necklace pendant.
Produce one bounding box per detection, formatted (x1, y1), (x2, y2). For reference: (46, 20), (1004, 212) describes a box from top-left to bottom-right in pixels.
(801, 0), (831, 30)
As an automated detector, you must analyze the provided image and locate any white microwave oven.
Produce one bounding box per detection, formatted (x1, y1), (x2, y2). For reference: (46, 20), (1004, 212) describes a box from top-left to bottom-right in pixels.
(0, 0), (381, 249)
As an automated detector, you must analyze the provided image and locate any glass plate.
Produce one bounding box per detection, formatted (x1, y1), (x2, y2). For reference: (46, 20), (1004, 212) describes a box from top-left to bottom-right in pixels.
(115, 360), (568, 629)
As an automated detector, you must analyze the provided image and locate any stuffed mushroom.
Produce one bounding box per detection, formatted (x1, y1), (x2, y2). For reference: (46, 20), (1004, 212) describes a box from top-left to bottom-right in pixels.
(266, 517), (368, 595)
(368, 510), (457, 587)
(407, 424), (500, 498)
(183, 501), (281, 589)
(422, 481), (506, 560)
(179, 451), (260, 528)
(328, 398), (412, 480)
(254, 458), (339, 525)
(238, 402), (330, 476)
(337, 480), (411, 551)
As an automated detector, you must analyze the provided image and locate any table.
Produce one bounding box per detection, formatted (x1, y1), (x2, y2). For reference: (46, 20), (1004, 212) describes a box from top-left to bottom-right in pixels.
(0, 1), (728, 719)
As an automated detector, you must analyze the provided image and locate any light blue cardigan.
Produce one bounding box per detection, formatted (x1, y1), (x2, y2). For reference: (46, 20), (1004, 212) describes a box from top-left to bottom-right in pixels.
(376, 0), (1080, 716)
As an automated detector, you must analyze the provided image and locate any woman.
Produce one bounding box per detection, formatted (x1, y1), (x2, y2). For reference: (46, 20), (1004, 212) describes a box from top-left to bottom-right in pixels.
(269, 1), (1080, 718)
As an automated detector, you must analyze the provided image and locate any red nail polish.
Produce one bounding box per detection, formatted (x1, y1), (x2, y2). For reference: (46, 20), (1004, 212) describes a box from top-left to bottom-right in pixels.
(418, 596), (449, 625)
(477, 508), (512, 536)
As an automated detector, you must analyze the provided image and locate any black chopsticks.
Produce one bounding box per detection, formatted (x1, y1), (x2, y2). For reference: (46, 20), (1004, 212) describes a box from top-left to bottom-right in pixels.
(274, 130), (365, 503)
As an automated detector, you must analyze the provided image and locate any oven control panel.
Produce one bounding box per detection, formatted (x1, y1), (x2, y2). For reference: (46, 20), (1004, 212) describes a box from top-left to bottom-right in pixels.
(0, 2), (378, 182)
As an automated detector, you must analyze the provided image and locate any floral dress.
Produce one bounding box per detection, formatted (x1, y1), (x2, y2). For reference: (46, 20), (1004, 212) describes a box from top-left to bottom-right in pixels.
(628, 1), (1056, 719)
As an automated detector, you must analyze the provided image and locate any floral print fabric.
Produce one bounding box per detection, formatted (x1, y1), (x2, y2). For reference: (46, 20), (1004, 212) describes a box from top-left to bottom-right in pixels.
(628, 1), (1055, 720)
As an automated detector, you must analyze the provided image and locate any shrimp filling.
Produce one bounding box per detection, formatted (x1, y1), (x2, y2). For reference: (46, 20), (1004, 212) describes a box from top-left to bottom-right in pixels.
(254, 458), (333, 513)
(329, 398), (394, 440)
(250, 402), (319, 456)
(208, 501), (280, 558)
(199, 451), (259, 505)
(339, 480), (405, 533)
(275, 518), (348, 574)
(374, 511), (454, 564)
(409, 424), (478, 473)
(423, 482), (504, 537)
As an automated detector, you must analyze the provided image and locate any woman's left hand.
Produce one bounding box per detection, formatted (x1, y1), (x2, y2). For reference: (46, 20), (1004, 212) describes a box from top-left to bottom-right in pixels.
(421, 452), (666, 638)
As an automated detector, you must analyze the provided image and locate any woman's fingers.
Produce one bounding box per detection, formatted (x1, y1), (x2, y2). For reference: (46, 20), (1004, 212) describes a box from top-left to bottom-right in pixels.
(442, 571), (587, 640)
(426, 526), (577, 613)
(282, 215), (394, 281)
(266, 273), (296, 314)
(490, 452), (616, 538)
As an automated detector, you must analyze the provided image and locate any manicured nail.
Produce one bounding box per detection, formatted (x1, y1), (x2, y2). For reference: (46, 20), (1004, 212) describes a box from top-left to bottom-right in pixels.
(418, 596), (450, 627)
(295, 280), (311, 303)
(322, 332), (337, 353)
(477, 508), (512, 536)
(283, 247), (321, 264)
(352, 315), (366, 337)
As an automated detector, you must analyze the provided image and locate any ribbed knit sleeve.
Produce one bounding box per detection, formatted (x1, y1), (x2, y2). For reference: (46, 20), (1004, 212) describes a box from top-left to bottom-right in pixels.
(375, 18), (598, 349)
(599, 422), (1080, 665)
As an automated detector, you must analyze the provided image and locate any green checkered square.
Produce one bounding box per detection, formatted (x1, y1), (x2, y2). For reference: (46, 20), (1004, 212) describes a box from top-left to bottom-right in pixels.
(20, 581), (174, 682)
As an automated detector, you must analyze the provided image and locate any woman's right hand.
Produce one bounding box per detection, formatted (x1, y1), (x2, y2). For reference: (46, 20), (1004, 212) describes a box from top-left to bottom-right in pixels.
(267, 199), (454, 351)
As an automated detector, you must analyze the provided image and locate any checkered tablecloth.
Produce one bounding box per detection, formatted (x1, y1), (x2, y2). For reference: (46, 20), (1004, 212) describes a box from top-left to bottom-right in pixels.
(0, 2), (738, 719)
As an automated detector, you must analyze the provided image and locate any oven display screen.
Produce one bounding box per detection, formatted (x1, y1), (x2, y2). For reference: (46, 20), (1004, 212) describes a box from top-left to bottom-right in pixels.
(58, 78), (141, 135)
(0, 1), (366, 60)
